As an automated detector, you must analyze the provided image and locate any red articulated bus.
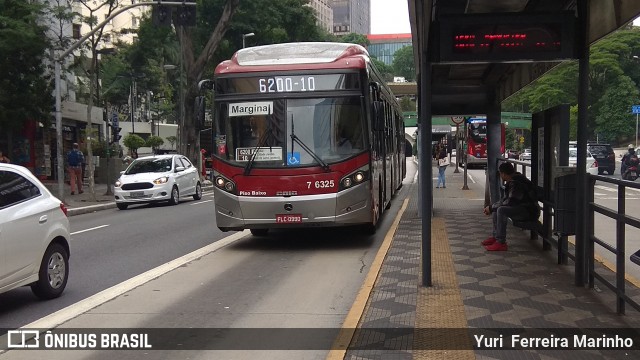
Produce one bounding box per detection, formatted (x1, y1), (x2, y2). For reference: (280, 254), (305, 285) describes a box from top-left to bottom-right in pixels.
(206, 42), (405, 235)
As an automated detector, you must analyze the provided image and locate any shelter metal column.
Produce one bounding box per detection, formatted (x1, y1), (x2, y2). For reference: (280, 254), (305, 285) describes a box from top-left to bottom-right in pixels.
(487, 99), (501, 204)
(575, 0), (590, 286)
(419, 62), (433, 287)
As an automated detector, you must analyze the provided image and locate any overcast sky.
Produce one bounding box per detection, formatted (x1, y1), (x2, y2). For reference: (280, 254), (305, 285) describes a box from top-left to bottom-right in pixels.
(370, 0), (411, 34)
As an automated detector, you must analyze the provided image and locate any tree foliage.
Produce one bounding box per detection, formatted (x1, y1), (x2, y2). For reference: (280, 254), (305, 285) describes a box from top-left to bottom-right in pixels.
(123, 133), (145, 154)
(339, 33), (370, 47)
(145, 135), (165, 153)
(117, 0), (329, 164)
(0, 0), (52, 131)
(392, 46), (415, 82)
(371, 57), (394, 82)
(503, 27), (640, 145)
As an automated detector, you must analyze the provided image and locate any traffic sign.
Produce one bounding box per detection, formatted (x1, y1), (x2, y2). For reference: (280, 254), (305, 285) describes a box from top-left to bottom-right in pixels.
(451, 116), (465, 125)
(632, 105), (640, 114)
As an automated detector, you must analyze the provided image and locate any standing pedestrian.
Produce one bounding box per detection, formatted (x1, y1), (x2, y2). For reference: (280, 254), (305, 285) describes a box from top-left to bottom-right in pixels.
(436, 147), (449, 188)
(0, 149), (10, 163)
(67, 143), (84, 195)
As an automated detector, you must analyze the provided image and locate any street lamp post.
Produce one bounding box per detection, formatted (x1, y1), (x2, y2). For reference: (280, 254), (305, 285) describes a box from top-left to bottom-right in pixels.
(242, 32), (255, 48)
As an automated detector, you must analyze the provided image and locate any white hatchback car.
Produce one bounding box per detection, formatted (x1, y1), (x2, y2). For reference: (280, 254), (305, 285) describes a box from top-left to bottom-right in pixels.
(569, 148), (599, 175)
(0, 164), (71, 299)
(114, 154), (202, 210)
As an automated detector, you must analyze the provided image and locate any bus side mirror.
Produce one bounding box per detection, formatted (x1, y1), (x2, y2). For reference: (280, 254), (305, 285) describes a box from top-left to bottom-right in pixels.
(372, 101), (384, 131)
(194, 96), (205, 130)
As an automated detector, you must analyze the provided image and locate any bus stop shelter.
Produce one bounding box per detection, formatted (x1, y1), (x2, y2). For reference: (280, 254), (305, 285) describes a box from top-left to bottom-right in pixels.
(407, 0), (640, 289)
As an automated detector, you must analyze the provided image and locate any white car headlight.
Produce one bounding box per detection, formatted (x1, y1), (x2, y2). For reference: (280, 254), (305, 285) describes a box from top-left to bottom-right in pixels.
(115, 180), (122, 188)
(153, 176), (169, 185)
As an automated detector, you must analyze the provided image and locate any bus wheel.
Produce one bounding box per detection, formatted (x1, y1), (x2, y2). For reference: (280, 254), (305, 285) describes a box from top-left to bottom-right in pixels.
(250, 229), (269, 236)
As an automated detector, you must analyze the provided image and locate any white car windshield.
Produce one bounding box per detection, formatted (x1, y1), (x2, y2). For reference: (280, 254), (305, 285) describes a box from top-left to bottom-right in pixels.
(125, 158), (173, 174)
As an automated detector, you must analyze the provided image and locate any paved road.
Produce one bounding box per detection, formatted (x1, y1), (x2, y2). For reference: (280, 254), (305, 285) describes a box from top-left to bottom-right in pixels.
(0, 192), (226, 328)
(0, 160), (417, 346)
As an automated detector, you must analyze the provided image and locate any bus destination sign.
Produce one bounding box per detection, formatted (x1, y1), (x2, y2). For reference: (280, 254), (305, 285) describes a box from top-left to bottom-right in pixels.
(215, 73), (360, 95)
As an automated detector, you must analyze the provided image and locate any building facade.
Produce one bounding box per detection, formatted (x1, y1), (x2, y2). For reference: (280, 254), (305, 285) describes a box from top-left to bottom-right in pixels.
(307, 0), (334, 33)
(367, 33), (412, 65)
(331, 0), (370, 36)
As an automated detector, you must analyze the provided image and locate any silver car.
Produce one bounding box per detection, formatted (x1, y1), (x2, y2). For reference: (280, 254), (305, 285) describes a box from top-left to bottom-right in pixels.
(519, 148), (532, 161)
(114, 154), (202, 210)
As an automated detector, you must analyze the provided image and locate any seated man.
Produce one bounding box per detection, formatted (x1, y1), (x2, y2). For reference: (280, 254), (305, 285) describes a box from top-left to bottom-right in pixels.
(482, 162), (539, 251)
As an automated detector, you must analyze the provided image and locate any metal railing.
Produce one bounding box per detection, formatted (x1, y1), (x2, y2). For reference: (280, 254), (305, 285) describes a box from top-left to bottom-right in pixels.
(499, 157), (640, 314)
(587, 175), (640, 314)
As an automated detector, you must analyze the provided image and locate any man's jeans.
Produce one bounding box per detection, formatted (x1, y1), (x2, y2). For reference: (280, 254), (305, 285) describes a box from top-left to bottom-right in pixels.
(492, 206), (531, 243)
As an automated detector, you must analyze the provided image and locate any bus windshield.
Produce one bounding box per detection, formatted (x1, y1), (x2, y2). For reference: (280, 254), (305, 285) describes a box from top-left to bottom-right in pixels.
(468, 122), (487, 144)
(213, 97), (365, 167)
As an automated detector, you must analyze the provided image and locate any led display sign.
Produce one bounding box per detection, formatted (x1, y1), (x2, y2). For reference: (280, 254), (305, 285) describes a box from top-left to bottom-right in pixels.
(215, 73), (361, 95)
(437, 12), (576, 63)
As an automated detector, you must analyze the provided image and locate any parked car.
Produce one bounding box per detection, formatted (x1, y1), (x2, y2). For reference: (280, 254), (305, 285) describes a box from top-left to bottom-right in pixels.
(587, 143), (615, 175)
(519, 148), (532, 161)
(114, 154), (202, 210)
(0, 164), (71, 299)
(569, 148), (599, 175)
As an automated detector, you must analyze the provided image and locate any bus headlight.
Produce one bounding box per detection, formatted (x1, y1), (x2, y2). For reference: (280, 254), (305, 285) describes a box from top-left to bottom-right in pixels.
(339, 168), (370, 191)
(215, 175), (237, 195)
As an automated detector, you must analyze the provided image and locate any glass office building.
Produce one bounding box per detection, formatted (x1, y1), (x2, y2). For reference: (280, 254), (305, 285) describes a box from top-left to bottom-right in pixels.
(367, 34), (412, 65)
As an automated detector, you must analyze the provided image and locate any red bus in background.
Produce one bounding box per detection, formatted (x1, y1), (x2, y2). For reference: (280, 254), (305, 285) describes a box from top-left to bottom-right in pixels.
(457, 117), (505, 167)
(205, 42), (405, 235)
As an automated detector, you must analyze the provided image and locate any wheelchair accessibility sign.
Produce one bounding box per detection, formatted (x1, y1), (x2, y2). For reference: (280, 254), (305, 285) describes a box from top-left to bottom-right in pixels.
(287, 152), (301, 166)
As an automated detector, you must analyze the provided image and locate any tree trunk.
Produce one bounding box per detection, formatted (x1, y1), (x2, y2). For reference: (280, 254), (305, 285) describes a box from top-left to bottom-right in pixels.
(177, 0), (240, 167)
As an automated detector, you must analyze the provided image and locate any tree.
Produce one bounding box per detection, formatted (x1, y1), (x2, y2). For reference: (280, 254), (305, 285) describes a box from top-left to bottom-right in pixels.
(399, 97), (416, 112)
(145, 135), (165, 154)
(166, 135), (177, 150)
(503, 28), (640, 145)
(371, 57), (394, 82)
(123, 133), (145, 157)
(0, 0), (52, 133)
(339, 33), (370, 47)
(392, 45), (415, 82)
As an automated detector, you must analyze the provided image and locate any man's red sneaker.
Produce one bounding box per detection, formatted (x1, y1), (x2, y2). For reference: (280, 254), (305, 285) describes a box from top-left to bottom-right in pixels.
(481, 237), (497, 246)
(485, 242), (508, 251)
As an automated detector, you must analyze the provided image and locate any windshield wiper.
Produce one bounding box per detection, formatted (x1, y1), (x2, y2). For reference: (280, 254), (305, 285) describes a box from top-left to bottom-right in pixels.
(289, 114), (330, 172)
(243, 121), (276, 176)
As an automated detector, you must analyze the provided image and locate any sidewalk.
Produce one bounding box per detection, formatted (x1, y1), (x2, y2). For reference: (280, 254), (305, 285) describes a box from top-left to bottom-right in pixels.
(347, 163), (640, 359)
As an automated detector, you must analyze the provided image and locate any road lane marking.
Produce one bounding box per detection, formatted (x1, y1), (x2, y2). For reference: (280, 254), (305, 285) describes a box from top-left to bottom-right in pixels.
(70, 225), (110, 235)
(595, 185), (616, 192)
(326, 198), (409, 360)
(467, 173), (476, 184)
(11, 230), (250, 333)
(189, 199), (214, 206)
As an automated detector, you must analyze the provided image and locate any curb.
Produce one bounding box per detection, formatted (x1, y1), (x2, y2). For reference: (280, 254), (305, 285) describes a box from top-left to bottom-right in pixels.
(67, 186), (215, 217)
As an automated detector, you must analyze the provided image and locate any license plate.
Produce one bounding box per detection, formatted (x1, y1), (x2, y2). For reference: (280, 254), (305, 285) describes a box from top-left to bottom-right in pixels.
(631, 172), (637, 177)
(129, 191), (145, 198)
(276, 214), (302, 223)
